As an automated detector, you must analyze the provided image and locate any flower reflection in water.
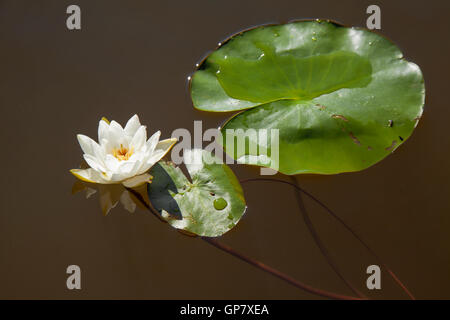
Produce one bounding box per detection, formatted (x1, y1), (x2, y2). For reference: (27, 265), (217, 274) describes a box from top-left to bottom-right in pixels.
(71, 179), (149, 215)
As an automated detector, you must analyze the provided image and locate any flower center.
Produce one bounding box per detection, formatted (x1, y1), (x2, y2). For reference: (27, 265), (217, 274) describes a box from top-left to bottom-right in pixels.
(112, 144), (134, 161)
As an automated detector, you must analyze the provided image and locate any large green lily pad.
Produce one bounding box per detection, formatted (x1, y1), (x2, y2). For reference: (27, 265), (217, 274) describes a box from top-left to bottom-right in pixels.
(147, 149), (246, 237)
(190, 21), (425, 175)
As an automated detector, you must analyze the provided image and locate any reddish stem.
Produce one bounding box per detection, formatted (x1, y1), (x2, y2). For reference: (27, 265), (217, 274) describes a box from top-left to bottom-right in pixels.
(289, 176), (366, 298)
(127, 187), (364, 300)
(202, 237), (365, 300)
(240, 178), (415, 300)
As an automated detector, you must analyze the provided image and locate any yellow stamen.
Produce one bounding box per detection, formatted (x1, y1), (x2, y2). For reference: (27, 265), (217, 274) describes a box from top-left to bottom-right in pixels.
(112, 144), (134, 161)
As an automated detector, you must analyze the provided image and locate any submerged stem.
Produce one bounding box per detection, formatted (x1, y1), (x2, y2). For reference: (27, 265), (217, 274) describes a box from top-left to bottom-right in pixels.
(289, 176), (366, 298)
(126, 187), (165, 222)
(240, 177), (415, 300)
(127, 186), (364, 300)
(202, 237), (364, 300)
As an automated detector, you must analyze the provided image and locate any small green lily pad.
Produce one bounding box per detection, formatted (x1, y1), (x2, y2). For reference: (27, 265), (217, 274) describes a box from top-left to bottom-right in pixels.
(147, 149), (246, 237)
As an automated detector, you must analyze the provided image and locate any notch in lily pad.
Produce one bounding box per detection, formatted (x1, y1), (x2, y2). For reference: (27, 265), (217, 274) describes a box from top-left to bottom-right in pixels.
(147, 149), (246, 237)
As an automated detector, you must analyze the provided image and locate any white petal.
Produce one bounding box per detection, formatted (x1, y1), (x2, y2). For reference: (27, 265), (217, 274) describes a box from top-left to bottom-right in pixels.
(138, 149), (165, 174)
(122, 173), (152, 188)
(155, 138), (178, 154)
(104, 154), (120, 172)
(130, 158), (142, 174)
(77, 134), (101, 157)
(137, 138), (177, 174)
(145, 130), (161, 153)
(124, 114), (141, 137)
(70, 168), (111, 184)
(147, 149), (166, 165)
(110, 172), (128, 182)
(117, 160), (136, 176)
(83, 154), (106, 172)
(130, 126), (147, 151)
(98, 119), (109, 145)
(109, 121), (127, 147)
(128, 150), (145, 163)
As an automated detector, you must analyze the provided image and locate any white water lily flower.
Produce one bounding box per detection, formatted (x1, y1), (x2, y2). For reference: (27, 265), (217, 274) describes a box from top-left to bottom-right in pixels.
(70, 114), (177, 188)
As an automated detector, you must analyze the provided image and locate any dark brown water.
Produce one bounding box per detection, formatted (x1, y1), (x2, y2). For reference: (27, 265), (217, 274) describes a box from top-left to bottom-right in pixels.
(0, 0), (449, 299)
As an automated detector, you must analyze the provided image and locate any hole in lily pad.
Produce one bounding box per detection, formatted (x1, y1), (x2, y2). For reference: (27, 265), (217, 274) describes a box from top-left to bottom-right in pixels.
(385, 140), (397, 151)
